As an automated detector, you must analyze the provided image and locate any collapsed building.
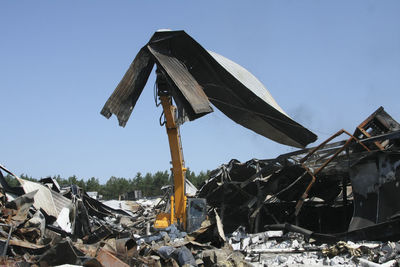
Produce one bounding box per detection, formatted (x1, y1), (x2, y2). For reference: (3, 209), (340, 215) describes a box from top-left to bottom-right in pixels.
(197, 107), (400, 242)
(1, 107), (400, 266)
(0, 164), (251, 266)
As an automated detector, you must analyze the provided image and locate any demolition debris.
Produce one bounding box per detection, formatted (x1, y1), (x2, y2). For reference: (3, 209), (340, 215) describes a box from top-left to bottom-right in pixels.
(1, 107), (400, 266)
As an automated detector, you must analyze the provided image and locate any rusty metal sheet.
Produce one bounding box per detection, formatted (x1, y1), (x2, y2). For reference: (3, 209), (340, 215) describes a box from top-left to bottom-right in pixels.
(96, 248), (130, 267)
(101, 48), (155, 127)
(148, 46), (212, 116)
(5, 190), (37, 226)
(8, 239), (46, 249)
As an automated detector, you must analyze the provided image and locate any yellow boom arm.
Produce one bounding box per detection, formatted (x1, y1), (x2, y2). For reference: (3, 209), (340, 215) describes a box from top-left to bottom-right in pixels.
(154, 95), (187, 229)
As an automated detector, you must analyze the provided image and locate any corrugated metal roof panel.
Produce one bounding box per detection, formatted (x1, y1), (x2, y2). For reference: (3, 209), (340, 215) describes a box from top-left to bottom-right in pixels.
(148, 46), (212, 115)
(101, 30), (317, 148)
(101, 48), (155, 127)
(17, 178), (71, 218)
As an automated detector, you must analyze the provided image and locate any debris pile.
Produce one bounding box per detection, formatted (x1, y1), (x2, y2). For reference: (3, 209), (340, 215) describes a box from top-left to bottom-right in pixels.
(198, 107), (400, 236)
(195, 107), (400, 265)
(0, 165), (247, 266)
(2, 107), (400, 266)
(228, 227), (400, 266)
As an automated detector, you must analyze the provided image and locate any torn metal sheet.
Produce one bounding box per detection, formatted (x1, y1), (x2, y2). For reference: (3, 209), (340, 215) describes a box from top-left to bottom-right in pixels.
(349, 151), (400, 231)
(101, 200), (139, 217)
(38, 240), (82, 266)
(39, 177), (61, 193)
(56, 207), (72, 233)
(207, 51), (288, 117)
(205, 50), (313, 148)
(214, 209), (226, 242)
(0, 165), (25, 196)
(96, 248), (130, 267)
(16, 178), (72, 218)
(101, 30), (317, 148)
(185, 179), (197, 197)
(83, 192), (140, 219)
(25, 210), (46, 238)
(8, 239), (47, 249)
(150, 46), (212, 117)
(5, 190), (37, 226)
(101, 48), (155, 127)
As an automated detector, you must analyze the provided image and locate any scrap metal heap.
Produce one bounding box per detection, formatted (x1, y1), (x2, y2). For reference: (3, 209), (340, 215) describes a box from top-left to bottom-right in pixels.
(197, 107), (400, 241)
(1, 107), (400, 266)
(0, 164), (250, 266)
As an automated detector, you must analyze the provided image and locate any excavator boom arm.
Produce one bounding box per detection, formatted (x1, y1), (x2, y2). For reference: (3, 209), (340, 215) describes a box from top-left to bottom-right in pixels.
(155, 95), (187, 228)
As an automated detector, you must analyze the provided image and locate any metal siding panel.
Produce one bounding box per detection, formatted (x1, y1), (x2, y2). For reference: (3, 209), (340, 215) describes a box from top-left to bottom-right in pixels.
(101, 47), (154, 127)
(17, 178), (71, 218)
(148, 46), (212, 114)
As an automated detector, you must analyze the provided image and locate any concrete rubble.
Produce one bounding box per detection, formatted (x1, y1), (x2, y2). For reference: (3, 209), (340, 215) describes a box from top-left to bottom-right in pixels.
(1, 108), (400, 266)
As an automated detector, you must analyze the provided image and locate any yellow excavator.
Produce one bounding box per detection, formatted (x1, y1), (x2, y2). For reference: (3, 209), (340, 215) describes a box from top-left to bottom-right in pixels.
(153, 71), (207, 231)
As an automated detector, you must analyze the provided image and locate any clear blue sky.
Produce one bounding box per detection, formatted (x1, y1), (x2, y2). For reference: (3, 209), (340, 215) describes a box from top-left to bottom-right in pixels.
(1, 1), (399, 183)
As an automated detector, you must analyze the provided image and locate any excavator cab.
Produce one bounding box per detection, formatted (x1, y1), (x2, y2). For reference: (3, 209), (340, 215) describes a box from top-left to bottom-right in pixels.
(185, 198), (207, 232)
(154, 70), (207, 232)
(154, 196), (207, 232)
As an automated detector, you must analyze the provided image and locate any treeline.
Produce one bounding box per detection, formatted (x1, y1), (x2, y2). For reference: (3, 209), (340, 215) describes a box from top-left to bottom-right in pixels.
(4, 170), (209, 200)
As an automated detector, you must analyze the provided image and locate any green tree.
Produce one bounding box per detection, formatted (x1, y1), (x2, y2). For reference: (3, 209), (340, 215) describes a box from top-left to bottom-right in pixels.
(67, 175), (78, 185)
(86, 177), (100, 192)
(103, 176), (131, 200)
(4, 174), (20, 187)
(151, 171), (170, 196)
(54, 175), (68, 187)
(1, 169), (210, 200)
(142, 172), (153, 196)
(131, 172), (143, 191)
(65, 175), (86, 190)
(186, 169), (210, 188)
(20, 174), (37, 182)
(195, 170), (210, 188)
